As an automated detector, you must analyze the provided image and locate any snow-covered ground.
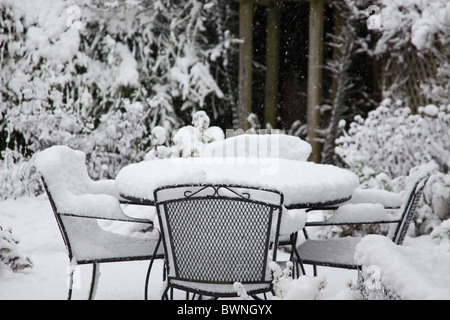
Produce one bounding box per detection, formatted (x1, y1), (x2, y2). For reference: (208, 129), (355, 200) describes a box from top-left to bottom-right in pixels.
(1, 195), (448, 300)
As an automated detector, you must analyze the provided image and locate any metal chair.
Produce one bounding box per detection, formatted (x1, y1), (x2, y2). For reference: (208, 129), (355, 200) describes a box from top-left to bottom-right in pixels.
(150, 184), (284, 300)
(292, 172), (432, 275)
(34, 146), (164, 299)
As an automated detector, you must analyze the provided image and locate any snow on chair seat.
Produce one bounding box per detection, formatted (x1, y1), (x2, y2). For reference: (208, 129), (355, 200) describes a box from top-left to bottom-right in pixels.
(57, 215), (159, 264)
(296, 237), (363, 270)
(35, 145), (145, 222)
(34, 145), (164, 300)
(293, 161), (437, 276)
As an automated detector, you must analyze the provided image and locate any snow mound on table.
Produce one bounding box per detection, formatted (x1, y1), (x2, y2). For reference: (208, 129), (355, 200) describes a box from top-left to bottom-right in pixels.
(203, 134), (312, 161)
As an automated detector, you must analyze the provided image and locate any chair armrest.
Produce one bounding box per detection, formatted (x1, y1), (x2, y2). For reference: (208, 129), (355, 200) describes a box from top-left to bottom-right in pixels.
(348, 189), (402, 209)
(53, 191), (154, 224)
(58, 212), (154, 224)
(89, 179), (121, 198)
(305, 203), (399, 227)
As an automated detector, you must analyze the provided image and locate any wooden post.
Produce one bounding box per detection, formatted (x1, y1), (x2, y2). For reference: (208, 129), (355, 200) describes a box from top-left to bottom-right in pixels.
(238, 0), (253, 130)
(331, 4), (344, 103)
(264, 0), (280, 129)
(306, 0), (324, 163)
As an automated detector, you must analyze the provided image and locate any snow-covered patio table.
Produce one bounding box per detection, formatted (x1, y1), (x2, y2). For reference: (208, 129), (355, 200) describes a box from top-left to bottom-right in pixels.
(116, 157), (359, 210)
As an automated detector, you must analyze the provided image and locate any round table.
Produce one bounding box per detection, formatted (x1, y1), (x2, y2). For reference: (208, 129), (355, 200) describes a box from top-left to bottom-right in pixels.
(116, 157), (359, 209)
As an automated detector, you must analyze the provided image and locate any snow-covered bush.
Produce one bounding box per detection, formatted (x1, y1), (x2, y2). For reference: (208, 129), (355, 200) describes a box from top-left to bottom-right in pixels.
(0, 0), (236, 199)
(335, 100), (449, 236)
(332, 0), (450, 238)
(376, 0), (450, 54)
(0, 224), (32, 273)
(233, 262), (329, 300)
(336, 100), (449, 178)
(355, 235), (450, 300)
(376, 0), (450, 106)
(430, 219), (450, 252)
(269, 262), (328, 300)
(0, 149), (41, 199)
(145, 111), (225, 160)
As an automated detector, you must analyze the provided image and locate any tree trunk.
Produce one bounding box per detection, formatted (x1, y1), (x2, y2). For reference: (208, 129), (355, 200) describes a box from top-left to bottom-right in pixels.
(238, 0), (253, 130)
(264, 1), (280, 129)
(306, 0), (324, 163)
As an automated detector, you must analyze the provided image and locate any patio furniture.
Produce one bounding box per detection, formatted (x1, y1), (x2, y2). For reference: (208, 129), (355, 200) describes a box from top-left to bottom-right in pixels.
(149, 184), (284, 299)
(116, 157), (359, 283)
(34, 146), (164, 300)
(292, 171), (433, 275)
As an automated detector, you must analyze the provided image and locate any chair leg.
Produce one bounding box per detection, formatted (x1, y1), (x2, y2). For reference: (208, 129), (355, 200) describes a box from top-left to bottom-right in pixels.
(293, 262), (300, 279)
(145, 256), (158, 300)
(67, 271), (74, 300)
(67, 259), (78, 300)
(161, 287), (170, 300)
(88, 263), (100, 300)
(145, 234), (162, 300)
(289, 232), (307, 277)
(288, 232), (298, 261)
(292, 247), (307, 276)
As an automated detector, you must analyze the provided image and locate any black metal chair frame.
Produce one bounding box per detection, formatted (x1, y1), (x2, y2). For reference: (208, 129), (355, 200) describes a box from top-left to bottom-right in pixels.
(148, 184), (284, 300)
(292, 174), (431, 275)
(41, 178), (164, 299)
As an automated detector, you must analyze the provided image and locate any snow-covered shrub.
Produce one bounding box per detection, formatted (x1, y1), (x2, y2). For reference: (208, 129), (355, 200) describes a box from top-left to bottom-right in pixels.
(336, 100), (449, 178)
(235, 262), (331, 300)
(330, 0), (450, 238)
(145, 111), (225, 159)
(0, 224), (32, 273)
(268, 262), (327, 300)
(335, 100), (449, 237)
(375, 0), (450, 107)
(430, 219), (450, 252)
(376, 0), (450, 54)
(0, 0), (235, 199)
(84, 100), (151, 179)
(355, 235), (450, 300)
(0, 149), (41, 199)
(417, 172), (450, 235)
(320, 0), (380, 165)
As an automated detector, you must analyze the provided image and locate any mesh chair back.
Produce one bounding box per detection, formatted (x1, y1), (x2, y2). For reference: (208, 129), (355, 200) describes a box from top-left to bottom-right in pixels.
(155, 185), (283, 286)
(392, 175), (430, 245)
